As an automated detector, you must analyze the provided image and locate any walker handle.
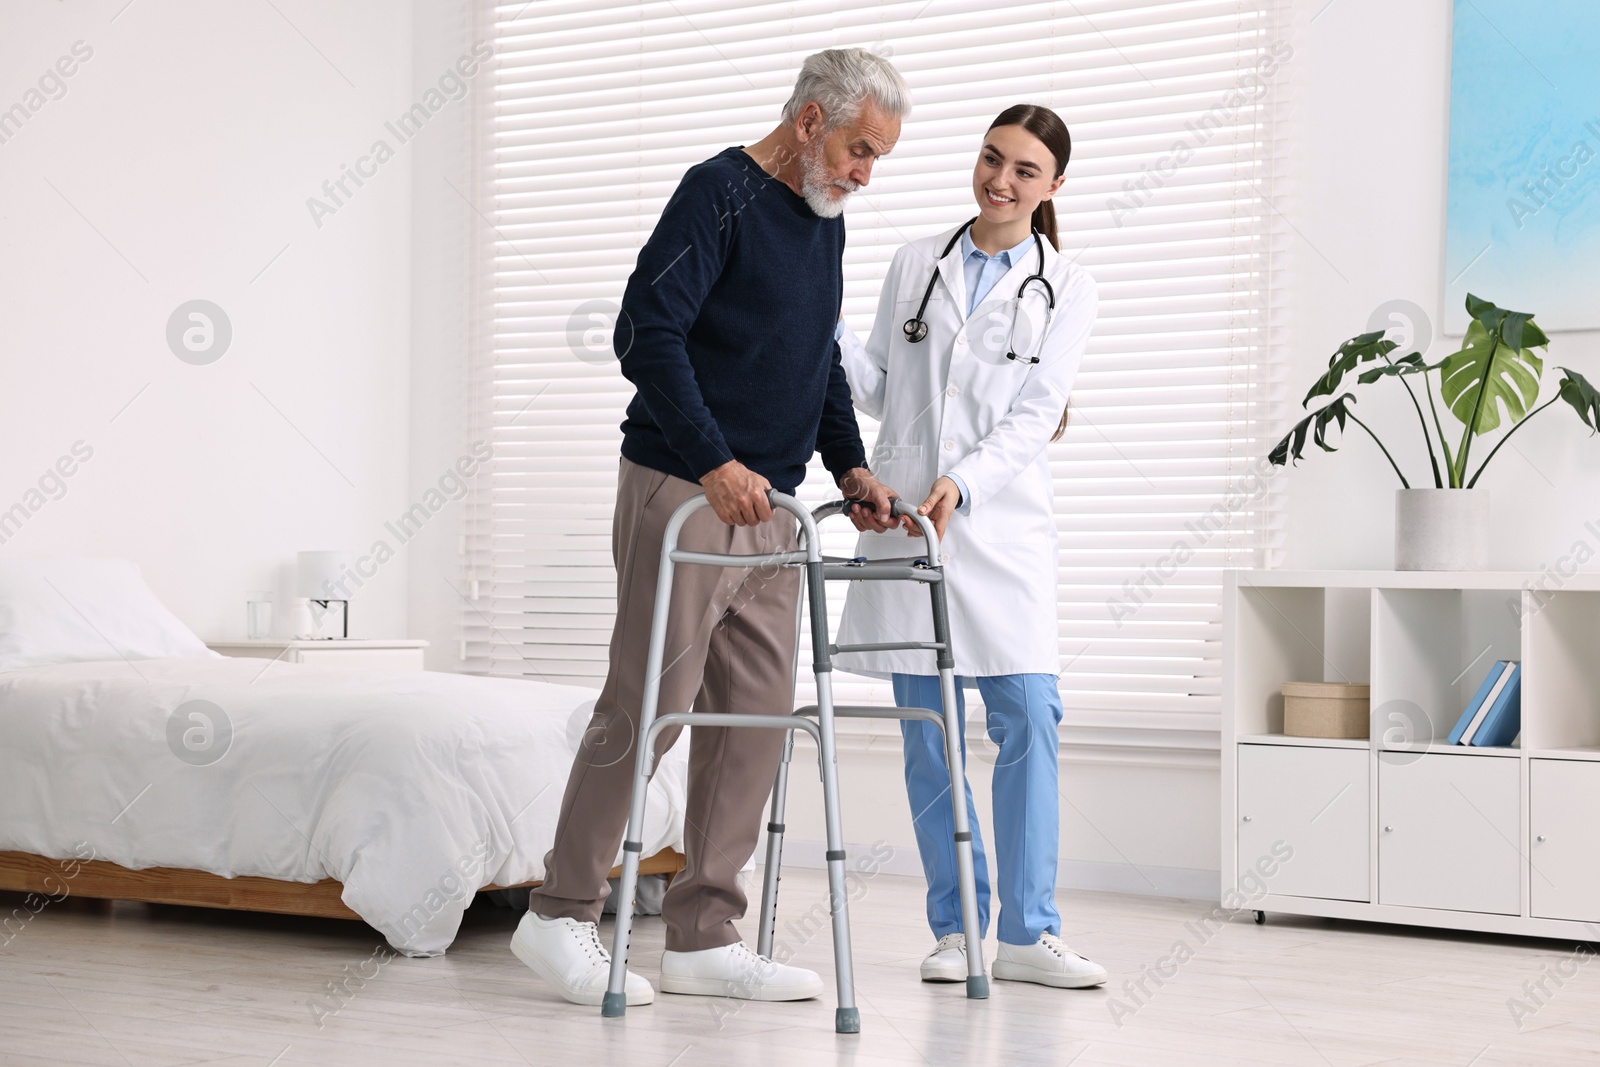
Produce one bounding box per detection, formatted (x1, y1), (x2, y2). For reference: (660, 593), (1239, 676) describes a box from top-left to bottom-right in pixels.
(814, 497), (940, 560)
(888, 499), (940, 549)
(842, 497), (912, 517)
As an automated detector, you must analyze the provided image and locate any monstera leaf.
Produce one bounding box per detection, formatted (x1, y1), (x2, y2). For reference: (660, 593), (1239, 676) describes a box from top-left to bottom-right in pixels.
(1463, 292), (1550, 352)
(1304, 331), (1400, 405)
(1438, 317), (1544, 435)
(1559, 366), (1600, 432)
(1270, 392), (1411, 485)
(1270, 393), (1356, 466)
(1356, 352), (1430, 385)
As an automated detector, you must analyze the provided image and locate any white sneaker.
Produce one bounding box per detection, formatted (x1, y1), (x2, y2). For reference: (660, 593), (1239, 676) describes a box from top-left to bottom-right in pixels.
(992, 933), (1107, 988)
(659, 941), (824, 1001)
(509, 912), (654, 1006)
(920, 932), (970, 982)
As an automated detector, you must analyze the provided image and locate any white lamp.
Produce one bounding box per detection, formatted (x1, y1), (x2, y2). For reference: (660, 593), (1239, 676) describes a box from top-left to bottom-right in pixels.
(297, 550), (355, 639)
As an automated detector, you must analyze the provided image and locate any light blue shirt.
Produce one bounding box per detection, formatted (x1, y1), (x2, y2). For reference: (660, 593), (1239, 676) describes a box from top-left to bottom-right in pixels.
(960, 229), (1036, 317)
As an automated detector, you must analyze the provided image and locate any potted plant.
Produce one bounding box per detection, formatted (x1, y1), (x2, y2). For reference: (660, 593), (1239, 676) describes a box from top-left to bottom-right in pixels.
(1270, 294), (1600, 570)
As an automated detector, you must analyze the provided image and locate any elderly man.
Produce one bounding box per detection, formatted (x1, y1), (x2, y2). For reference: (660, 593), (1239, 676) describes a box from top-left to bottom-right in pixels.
(512, 49), (910, 1006)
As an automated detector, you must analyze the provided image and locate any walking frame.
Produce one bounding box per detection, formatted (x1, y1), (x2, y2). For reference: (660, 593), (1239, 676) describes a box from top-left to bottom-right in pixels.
(603, 491), (987, 1034)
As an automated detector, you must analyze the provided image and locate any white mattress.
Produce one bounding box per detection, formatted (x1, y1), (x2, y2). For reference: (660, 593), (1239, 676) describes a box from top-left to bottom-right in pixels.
(0, 658), (688, 956)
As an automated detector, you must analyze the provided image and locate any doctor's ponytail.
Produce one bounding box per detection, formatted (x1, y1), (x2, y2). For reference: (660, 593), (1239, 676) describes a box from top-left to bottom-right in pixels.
(987, 104), (1071, 252)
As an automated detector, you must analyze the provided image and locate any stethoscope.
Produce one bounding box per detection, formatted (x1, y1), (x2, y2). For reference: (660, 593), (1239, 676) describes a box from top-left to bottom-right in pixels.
(901, 217), (1055, 364)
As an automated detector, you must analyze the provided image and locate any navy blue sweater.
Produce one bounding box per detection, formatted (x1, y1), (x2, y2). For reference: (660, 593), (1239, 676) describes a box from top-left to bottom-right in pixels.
(614, 146), (867, 495)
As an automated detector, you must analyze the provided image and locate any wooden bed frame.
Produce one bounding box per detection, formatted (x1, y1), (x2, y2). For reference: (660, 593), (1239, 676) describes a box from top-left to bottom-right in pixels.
(0, 848), (686, 922)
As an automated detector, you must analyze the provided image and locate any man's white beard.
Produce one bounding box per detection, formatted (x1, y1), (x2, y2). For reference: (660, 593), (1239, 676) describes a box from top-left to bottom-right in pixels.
(800, 141), (858, 218)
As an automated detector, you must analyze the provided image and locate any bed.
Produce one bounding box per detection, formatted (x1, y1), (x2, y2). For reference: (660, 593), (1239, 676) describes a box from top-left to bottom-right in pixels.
(0, 559), (688, 957)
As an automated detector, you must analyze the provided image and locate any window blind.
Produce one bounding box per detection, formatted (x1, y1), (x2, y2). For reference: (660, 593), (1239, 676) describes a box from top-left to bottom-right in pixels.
(463, 0), (1286, 755)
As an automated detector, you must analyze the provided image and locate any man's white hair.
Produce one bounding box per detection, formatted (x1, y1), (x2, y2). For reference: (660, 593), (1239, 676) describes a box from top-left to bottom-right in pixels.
(780, 48), (910, 131)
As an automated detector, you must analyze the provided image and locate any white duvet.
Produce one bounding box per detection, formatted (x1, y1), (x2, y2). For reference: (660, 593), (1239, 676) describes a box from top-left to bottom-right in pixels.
(0, 658), (688, 956)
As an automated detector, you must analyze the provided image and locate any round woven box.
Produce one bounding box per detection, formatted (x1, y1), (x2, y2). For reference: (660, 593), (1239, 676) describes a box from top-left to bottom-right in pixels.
(1281, 681), (1370, 739)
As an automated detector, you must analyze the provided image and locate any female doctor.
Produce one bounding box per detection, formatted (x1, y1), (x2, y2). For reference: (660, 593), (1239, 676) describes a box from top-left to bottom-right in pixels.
(834, 104), (1105, 989)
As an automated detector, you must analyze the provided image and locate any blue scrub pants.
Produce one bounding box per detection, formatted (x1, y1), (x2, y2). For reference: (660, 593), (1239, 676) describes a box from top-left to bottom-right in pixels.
(893, 672), (1064, 946)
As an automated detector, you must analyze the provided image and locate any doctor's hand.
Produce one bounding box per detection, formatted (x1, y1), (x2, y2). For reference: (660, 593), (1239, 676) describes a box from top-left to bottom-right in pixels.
(911, 476), (961, 541)
(838, 468), (899, 534)
(700, 460), (773, 527)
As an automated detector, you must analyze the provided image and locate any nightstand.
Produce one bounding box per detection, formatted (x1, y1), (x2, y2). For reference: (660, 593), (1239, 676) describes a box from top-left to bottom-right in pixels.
(206, 639), (429, 671)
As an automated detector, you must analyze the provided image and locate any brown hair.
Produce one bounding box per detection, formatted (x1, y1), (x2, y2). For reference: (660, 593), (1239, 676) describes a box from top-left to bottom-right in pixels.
(987, 104), (1073, 441)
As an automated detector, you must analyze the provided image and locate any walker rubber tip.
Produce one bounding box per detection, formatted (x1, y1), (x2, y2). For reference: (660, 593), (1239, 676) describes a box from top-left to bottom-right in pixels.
(601, 992), (628, 1017)
(835, 1007), (861, 1033)
(966, 974), (990, 999)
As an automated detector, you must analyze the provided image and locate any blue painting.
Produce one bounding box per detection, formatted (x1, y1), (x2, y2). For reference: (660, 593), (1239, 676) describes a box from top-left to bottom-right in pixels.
(1444, 0), (1600, 333)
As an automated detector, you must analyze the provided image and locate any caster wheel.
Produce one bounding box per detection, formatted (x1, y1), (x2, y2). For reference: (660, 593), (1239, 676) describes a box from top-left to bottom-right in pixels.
(1253, 910), (1266, 925)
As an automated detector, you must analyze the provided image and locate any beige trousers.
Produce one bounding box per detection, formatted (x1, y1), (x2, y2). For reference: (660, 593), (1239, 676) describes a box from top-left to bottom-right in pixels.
(529, 457), (800, 952)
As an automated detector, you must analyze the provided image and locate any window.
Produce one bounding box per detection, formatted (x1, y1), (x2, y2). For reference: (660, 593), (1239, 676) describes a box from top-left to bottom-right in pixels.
(464, 0), (1285, 755)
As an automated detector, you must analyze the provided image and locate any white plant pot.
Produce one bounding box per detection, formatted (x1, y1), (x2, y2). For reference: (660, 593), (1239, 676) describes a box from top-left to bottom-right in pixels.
(1394, 488), (1489, 571)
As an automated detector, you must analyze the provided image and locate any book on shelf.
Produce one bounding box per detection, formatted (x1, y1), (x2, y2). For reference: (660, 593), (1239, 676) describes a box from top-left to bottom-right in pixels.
(1459, 661), (1515, 745)
(1447, 660), (1510, 745)
(1469, 662), (1522, 747)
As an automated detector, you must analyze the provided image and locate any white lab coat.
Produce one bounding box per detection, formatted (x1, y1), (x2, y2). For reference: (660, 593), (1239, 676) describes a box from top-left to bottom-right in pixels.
(834, 224), (1097, 679)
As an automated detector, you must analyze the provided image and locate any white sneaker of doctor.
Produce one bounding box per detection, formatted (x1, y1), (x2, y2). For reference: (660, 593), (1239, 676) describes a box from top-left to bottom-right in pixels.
(510, 912), (654, 1006)
(992, 932), (1108, 988)
(660, 941), (824, 1001)
(920, 932), (971, 982)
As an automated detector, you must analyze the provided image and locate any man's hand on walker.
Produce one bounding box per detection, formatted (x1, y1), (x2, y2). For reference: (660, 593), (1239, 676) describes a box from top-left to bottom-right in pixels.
(838, 468), (899, 534)
(700, 460), (773, 526)
(911, 476), (961, 541)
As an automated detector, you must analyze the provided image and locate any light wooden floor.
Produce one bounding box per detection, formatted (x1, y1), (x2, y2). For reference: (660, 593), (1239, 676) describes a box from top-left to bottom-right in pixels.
(3, 867), (1598, 1066)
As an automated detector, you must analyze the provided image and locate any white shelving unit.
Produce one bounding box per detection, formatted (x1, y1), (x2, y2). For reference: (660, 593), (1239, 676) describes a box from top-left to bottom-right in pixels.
(1223, 570), (1600, 940)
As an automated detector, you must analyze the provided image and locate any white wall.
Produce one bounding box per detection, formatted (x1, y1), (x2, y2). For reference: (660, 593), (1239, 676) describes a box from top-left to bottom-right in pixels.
(0, 0), (415, 641)
(404, 0), (480, 674)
